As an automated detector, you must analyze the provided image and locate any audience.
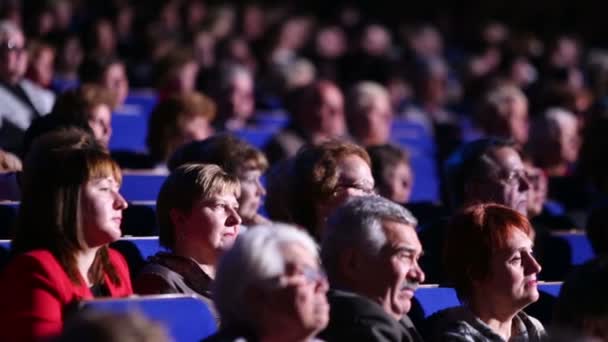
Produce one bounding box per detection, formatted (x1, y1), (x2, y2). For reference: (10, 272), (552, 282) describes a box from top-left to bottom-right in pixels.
(0, 134), (131, 341)
(320, 195), (424, 341)
(426, 203), (544, 341)
(346, 81), (393, 147)
(55, 311), (171, 342)
(367, 144), (414, 204)
(145, 92), (216, 170)
(205, 224), (329, 342)
(134, 164), (241, 322)
(78, 55), (129, 110)
(0, 20), (55, 153)
(210, 64), (255, 132)
(552, 257), (608, 340)
(287, 140), (375, 240)
(168, 134), (270, 226)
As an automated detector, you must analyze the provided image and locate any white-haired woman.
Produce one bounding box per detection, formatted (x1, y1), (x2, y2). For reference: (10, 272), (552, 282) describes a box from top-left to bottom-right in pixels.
(204, 224), (329, 342)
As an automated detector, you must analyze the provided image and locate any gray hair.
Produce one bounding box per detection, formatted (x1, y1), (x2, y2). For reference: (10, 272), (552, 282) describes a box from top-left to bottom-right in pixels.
(0, 20), (22, 42)
(321, 195), (417, 283)
(346, 81), (389, 119)
(213, 223), (319, 330)
(218, 63), (252, 92)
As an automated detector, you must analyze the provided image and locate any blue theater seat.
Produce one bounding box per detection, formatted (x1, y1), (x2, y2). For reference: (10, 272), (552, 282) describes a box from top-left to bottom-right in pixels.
(122, 201), (158, 236)
(120, 174), (166, 202)
(79, 295), (217, 342)
(390, 119), (440, 203)
(109, 92), (158, 153)
(551, 231), (595, 265)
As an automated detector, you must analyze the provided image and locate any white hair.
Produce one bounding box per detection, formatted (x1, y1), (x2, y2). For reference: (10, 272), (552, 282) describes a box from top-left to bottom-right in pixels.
(0, 20), (22, 40)
(213, 223), (318, 330)
(347, 81), (389, 119)
(321, 195), (417, 283)
(545, 107), (577, 130)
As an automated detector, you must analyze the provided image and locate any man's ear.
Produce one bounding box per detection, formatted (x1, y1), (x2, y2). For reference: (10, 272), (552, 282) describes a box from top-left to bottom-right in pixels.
(338, 247), (361, 282)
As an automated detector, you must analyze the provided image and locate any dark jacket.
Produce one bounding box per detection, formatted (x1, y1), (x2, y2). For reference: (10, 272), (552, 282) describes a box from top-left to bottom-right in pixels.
(319, 289), (424, 342)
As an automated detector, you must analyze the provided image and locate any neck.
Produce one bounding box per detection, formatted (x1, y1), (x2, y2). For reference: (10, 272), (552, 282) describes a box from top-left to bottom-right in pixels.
(468, 296), (516, 340)
(75, 247), (100, 286)
(174, 243), (217, 278)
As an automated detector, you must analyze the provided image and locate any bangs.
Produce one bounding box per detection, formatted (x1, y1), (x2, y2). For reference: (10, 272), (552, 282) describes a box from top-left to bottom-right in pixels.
(484, 206), (534, 251)
(87, 152), (122, 185)
(196, 166), (241, 200)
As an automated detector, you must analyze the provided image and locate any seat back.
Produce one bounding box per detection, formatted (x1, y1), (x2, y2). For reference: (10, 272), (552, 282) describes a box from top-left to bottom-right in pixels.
(79, 294), (217, 342)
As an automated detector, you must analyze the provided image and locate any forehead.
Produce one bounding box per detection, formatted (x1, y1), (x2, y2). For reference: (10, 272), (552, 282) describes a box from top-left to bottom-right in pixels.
(337, 154), (373, 181)
(381, 220), (421, 252)
(0, 30), (24, 44)
(487, 146), (524, 172)
(321, 85), (343, 103)
(497, 228), (533, 253)
(280, 242), (317, 268)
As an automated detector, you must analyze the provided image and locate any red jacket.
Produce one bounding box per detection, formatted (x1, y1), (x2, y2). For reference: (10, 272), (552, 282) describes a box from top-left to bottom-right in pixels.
(0, 248), (133, 342)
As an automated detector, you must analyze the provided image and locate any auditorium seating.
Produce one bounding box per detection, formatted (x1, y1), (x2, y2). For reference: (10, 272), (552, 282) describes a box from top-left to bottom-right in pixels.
(79, 295), (217, 342)
(109, 92), (159, 153)
(120, 174), (166, 202)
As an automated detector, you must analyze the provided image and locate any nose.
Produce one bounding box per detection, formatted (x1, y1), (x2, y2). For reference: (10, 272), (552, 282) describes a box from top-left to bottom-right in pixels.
(409, 260), (425, 284)
(114, 191), (128, 210)
(525, 253), (542, 275)
(256, 178), (266, 196)
(226, 206), (242, 227)
(519, 173), (530, 192)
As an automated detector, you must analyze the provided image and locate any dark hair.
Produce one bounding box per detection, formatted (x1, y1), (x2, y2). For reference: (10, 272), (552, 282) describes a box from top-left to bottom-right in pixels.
(79, 55), (124, 84)
(443, 203), (534, 301)
(168, 134), (268, 173)
(12, 140), (122, 286)
(553, 257), (608, 334)
(367, 144), (410, 198)
(444, 137), (516, 209)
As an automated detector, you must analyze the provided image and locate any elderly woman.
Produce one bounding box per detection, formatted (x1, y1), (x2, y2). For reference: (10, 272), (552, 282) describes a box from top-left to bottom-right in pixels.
(287, 140), (375, 240)
(134, 164), (241, 321)
(168, 134), (269, 227)
(426, 203), (545, 341)
(0, 133), (131, 341)
(204, 224), (329, 342)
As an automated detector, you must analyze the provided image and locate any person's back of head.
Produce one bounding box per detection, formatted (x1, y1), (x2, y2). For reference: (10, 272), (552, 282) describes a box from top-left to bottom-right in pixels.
(55, 311), (171, 342)
(553, 257), (608, 340)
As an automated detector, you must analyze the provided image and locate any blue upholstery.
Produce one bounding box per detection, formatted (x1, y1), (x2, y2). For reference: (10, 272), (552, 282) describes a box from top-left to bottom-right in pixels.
(391, 119), (440, 202)
(79, 295), (217, 342)
(120, 175), (166, 202)
(109, 92), (158, 152)
(413, 286), (460, 318)
(552, 232), (595, 265)
(110, 237), (163, 276)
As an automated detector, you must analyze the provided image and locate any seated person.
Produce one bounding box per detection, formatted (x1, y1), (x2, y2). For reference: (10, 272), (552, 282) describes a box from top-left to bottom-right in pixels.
(552, 257), (608, 340)
(287, 140), (375, 240)
(0, 135), (132, 341)
(79, 55), (129, 109)
(51, 84), (116, 147)
(425, 203), (545, 341)
(134, 164), (241, 322)
(169, 134), (270, 226)
(204, 224), (329, 342)
(142, 92), (216, 171)
(367, 143), (414, 204)
(346, 81), (394, 147)
(319, 195), (424, 342)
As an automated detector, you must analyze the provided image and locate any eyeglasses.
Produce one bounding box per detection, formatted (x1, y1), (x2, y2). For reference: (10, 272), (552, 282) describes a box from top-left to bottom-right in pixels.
(332, 181), (376, 196)
(0, 40), (25, 54)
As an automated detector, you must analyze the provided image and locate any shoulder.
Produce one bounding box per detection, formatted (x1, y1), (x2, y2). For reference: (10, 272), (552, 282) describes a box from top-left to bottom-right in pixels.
(134, 263), (179, 295)
(106, 248), (133, 295)
(108, 248), (130, 274)
(517, 311), (546, 339)
(0, 249), (69, 296)
(4, 250), (63, 275)
(20, 79), (55, 99)
(424, 306), (485, 342)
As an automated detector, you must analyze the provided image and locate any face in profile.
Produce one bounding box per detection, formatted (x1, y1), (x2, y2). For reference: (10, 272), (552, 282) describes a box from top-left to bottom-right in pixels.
(359, 94), (393, 146)
(236, 167), (266, 224)
(229, 73), (255, 121)
(103, 63), (129, 107)
(264, 243), (329, 336)
(81, 174), (128, 248)
(358, 221), (424, 319)
(318, 85), (346, 138)
(384, 161), (413, 204)
(321, 154), (375, 223)
(174, 191), (241, 261)
(0, 30), (27, 84)
(88, 104), (112, 147)
(474, 228), (542, 312)
(524, 162), (547, 217)
(474, 147), (530, 215)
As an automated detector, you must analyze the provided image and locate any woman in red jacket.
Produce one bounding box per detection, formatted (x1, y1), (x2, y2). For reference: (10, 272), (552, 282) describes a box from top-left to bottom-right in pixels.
(0, 133), (132, 341)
